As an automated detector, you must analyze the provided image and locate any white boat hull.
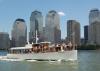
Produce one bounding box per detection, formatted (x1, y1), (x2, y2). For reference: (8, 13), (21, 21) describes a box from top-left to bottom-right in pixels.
(7, 50), (77, 61)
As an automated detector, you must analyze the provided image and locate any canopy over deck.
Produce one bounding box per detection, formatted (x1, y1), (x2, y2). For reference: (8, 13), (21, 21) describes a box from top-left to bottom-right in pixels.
(10, 44), (32, 50)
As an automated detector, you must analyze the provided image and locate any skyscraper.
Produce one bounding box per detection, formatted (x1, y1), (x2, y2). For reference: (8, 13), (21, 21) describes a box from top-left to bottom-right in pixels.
(89, 8), (100, 24)
(88, 8), (100, 45)
(67, 20), (80, 46)
(29, 10), (43, 43)
(0, 32), (10, 49)
(11, 18), (27, 47)
(45, 10), (61, 43)
(84, 25), (88, 44)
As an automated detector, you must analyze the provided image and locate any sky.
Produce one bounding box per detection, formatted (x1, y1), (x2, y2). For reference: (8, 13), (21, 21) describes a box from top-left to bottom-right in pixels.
(0, 0), (100, 39)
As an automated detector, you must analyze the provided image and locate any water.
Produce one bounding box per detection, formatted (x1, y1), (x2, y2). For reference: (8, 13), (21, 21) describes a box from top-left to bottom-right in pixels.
(0, 50), (100, 71)
(78, 50), (100, 71)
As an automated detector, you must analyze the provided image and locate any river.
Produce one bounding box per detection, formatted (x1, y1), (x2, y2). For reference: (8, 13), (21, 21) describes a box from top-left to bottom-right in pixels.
(0, 50), (100, 71)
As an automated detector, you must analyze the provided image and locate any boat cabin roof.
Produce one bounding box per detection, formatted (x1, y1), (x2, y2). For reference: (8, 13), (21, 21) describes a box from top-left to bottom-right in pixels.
(10, 47), (32, 50)
(41, 41), (51, 44)
(10, 44), (32, 50)
(40, 42), (51, 44)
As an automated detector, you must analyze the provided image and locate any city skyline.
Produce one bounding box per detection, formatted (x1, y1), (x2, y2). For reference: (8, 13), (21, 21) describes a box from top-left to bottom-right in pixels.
(45, 10), (61, 43)
(88, 9), (100, 45)
(11, 18), (27, 47)
(0, 0), (100, 39)
(67, 20), (80, 46)
(29, 10), (44, 43)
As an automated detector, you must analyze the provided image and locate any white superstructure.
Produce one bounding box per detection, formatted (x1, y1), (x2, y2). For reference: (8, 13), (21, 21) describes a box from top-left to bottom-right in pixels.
(7, 42), (77, 61)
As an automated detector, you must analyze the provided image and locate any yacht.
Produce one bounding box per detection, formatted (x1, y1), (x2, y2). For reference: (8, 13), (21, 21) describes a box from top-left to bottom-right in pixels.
(7, 42), (77, 61)
(7, 31), (77, 61)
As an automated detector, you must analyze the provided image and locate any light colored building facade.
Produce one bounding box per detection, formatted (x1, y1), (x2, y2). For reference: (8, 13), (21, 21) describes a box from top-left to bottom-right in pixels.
(0, 32), (10, 49)
(88, 9), (100, 45)
(67, 20), (80, 46)
(45, 10), (61, 43)
(11, 18), (27, 47)
(29, 10), (43, 43)
(89, 9), (100, 24)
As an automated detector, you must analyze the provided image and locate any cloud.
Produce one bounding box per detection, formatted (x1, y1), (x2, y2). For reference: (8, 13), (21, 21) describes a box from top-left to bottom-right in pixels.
(58, 11), (65, 16)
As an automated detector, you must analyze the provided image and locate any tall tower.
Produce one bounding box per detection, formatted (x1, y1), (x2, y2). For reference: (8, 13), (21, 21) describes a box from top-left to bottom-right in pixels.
(45, 10), (61, 43)
(88, 8), (100, 45)
(89, 9), (100, 24)
(11, 18), (27, 47)
(67, 20), (80, 46)
(29, 10), (43, 43)
(84, 25), (88, 44)
(0, 32), (10, 49)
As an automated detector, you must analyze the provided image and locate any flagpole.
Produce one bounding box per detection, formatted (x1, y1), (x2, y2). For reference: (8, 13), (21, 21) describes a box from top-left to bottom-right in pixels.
(36, 30), (38, 44)
(72, 32), (75, 49)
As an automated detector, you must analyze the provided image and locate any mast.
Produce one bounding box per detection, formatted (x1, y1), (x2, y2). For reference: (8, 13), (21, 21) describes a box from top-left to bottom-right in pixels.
(72, 32), (75, 49)
(35, 30), (38, 44)
(35, 19), (39, 44)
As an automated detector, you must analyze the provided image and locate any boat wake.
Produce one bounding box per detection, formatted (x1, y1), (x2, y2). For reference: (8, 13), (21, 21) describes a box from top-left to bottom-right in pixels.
(0, 56), (77, 63)
(0, 56), (23, 61)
